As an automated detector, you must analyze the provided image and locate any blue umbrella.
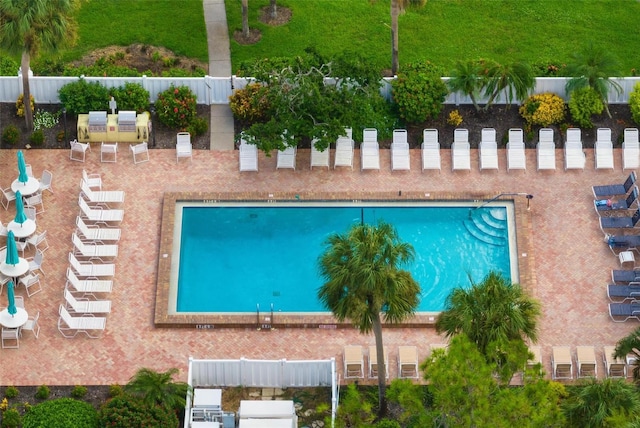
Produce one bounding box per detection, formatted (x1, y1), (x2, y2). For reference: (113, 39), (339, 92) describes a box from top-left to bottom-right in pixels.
(5, 231), (19, 266)
(7, 281), (16, 316)
(14, 190), (26, 225)
(17, 151), (28, 184)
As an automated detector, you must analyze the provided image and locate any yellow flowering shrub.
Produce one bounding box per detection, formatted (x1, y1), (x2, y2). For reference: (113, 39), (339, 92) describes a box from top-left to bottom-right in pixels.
(15, 94), (35, 117)
(519, 92), (565, 127)
(447, 109), (463, 126)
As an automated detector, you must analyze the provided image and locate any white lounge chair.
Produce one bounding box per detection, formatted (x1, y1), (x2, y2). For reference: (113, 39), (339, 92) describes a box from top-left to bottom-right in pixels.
(525, 346), (543, 374)
(64, 289), (111, 314)
(129, 142), (149, 164)
(82, 169), (102, 190)
(603, 346), (627, 378)
(361, 142), (380, 171)
(479, 128), (498, 170)
(576, 346), (597, 378)
(595, 128), (614, 169)
(623, 128), (640, 170)
(72, 233), (118, 260)
(66, 268), (113, 293)
(398, 345), (419, 378)
(564, 128), (586, 170)
(57, 304), (107, 338)
(552, 346), (573, 380)
(343, 345), (364, 379)
(421, 129), (441, 171)
(79, 197), (124, 224)
(368, 345), (389, 379)
(310, 138), (330, 170)
(80, 180), (125, 205)
(507, 128), (526, 171)
(68, 253), (115, 278)
(537, 128), (556, 170)
(363, 128), (378, 143)
(391, 129), (410, 171)
(334, 137), (354, 169)
(75, 216), (121, 242)
(176, 132), (193, 163)
(276, 146), (297, 170)
(239, 138), (258, 172)
(451, 129), (470, 171)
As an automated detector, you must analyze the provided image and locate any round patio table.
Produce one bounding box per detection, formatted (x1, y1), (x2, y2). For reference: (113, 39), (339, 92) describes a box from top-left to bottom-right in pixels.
(11, 177), (40, 197)
(7, 219), (36, 239)
(0, 258), (29, 281)
(0, 307), (28, 329)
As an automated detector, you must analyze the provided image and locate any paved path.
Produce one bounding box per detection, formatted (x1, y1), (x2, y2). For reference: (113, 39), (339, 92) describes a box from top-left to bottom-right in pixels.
(204, 0), (235, 150)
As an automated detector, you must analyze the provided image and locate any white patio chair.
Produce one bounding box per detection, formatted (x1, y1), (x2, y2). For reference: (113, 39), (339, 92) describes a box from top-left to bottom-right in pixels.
(239, 138), (258, 172)
(552, 346), (574, 380)
(564, 128), (586, 170)
(25, 193), (44, 215)
(68, 253), (115, 278)
(507, 128), (526, 171)
(398, 345), (419, 378)
(26, 249), (45, 276)
(452, 128), (470, 171)
(26, 230), (49, 253)
(79, 197), (124, 224)
(80, 180), (125, 205)
(368, 345), (389, 379)
(0, 222), (6, 237)
(64, 289), (112, 314)
(82, 169), (102, 190)
(421, 129), (441, 171)
(537, 128), (556, 170)
(1, 187), (16, 210)
(70, 139), (90, 162)
(479, 128), (499, 170)
(100, 142), (118, 162)
(276, 146), (297, 170)
(57, 305), (107, 339)
(176, 132), (193, 163)
(21, 311), (40, 339)
(310, 138), (330, 170)
(334, 137), (354, 169)
(343, 345), (364, 379)
(65, 268), (113, 293)
(72, 233), (118, 260)
(623, 128), (640, 170)
(75, 217), (121, 242)
(14, 296), (24, 309)
(391, 129), (410, 171)
(19, 272), (42, 297)
(595, 128), (614, 170)
(24, 206), (36, 221)
(38, 170), (53, 194)
(576, 346), (597, 378)
(1, 328), (19, 349)
(129, 142), (149, 164)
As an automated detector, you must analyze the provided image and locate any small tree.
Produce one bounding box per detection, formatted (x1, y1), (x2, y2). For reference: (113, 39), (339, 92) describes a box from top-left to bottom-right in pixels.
(568, 86), (604, 128)
(124, 367), (191, 413)
(614, 326), (640, 381)
(447, 60), (485, 112)
(483, 61), (535, 110)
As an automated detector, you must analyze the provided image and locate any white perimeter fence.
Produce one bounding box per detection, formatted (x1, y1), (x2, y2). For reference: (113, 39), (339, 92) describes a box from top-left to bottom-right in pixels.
(1, 72), (639, 106)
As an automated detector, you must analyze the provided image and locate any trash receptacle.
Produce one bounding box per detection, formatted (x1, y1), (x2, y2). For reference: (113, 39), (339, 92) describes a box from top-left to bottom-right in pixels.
(222, 412), (235, 428)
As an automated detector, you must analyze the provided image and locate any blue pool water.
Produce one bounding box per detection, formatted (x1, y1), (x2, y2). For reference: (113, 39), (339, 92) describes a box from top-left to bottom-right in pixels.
(175, 204), (514, 313)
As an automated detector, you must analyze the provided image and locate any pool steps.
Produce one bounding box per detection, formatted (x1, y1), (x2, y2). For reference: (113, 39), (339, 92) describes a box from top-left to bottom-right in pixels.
(464, 208), (507, 246)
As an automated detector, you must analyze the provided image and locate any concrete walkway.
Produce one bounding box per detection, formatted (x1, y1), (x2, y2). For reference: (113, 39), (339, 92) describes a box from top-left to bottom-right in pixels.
(204, 0), (235, 150)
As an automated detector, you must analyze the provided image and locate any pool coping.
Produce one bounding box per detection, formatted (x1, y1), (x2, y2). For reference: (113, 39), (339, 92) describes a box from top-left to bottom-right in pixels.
(154, 191), (534, 328)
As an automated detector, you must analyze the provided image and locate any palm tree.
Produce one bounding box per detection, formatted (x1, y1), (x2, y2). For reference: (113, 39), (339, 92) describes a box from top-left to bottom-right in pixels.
(124, 367), (192, 412)
(435, 271), (540, 358)
(447, 60), (485, 112)
(241, 0), (250, 38)
(614, 326), (640, 381)
(269, 0), (278, 20)
(483, 61), (535, 111)
(565, 43), (622, 118)
(0, 0), (80, 131)
(390, 0), (426, 75)
(318, 221), (420, 419)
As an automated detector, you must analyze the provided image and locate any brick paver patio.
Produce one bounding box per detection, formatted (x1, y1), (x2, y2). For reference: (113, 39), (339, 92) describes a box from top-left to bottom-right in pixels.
(0, 146), (636, 386)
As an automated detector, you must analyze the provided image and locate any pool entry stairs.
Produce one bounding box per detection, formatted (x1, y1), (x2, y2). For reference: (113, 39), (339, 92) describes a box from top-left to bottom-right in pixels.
(464, 208), (508, 246)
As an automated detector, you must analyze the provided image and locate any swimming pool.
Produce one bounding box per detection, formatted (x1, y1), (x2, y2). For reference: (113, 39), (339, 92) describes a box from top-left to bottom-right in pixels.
(171, 201), (517, 314)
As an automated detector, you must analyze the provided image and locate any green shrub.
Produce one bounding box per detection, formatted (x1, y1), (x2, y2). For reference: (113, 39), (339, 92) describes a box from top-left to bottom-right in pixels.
(33, 110), (60, 131)
(391, 61), (448, 124)
(629, 82), (640, 125)
(2, 125), (20, 146)
(155, 85), (197, 130)
(109, 384), (124, 398)
(4, 387), (18, 399)
(0, 57), (19, 76)
(98, 395), (179, 428)
(376, 420), (401, 428)
(22, 398), (98, 428)
(186, 117), (208, 136)
(29, 130), (45, 146)
(531, 61), (567, 77)
(568, 87), (604, 128)
(519, 92), (566, 127)
(31, 58), (65, 75)
(110, 82), (150, 113)
(59, 78), (110, 115)
(63, 64), (141, 77)
(71, 385), (88, 399)
(34, 385), (50, 400)
(1, 408), (21, 428)
(229, 83), (271, 124)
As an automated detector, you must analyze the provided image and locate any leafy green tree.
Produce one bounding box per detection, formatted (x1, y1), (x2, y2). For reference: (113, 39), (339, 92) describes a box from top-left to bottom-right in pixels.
(386, 379), (431, 427)
(614, 326), (640, 381)
(391, 61), (448, 123)
(0, 0), (81, 130)
(334, 383), (376, 428)
(58, 78), (110, 115)
(562, 378), (640, 427)
(124, 367), (191, 413)
(435, 271), (540, 382)
(318, 221), (420, 418)
(22, 398), (98, 428)
(390, 0), (427, 75)
(565, 43), (622, 118)
(447, 60), (485, 112)
(483, 61), (535, 110)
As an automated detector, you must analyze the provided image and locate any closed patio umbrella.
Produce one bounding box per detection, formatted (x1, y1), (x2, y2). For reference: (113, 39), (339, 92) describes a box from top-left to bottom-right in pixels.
(14, 190), (26, 225)
(5, 231), (19, 266)
(17, 150), (28, 184)
(7, 281), (16, 316)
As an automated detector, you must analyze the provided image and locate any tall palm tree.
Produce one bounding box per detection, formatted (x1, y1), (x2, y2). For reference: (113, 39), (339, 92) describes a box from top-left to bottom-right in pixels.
(269, 0), (278, 20)
(390, 0), (426, 75)
(318, 221), (420, 419)
(435, 271), (540, 358)
(124, 367), (192, 413)
(241, 0), (250, 38)
(614, 326), (640, 381)
(565, 43), (622, 118)
(0, 0), (81, 131)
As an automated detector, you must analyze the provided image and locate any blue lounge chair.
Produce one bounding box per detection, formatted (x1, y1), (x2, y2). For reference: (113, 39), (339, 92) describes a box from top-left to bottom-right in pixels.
(612, 269), (640, 283)
(594, 186), (639, 216)
(600, 208), (640, 232)
(609, 302), (640, 322)
(608, 284), (640, 302)
(593, 172), (637, 198)
(607, 235), (640, 252)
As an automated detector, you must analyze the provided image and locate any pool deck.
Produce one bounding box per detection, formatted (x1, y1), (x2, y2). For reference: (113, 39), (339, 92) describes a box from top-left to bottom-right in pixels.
(0, 147), (635, 385)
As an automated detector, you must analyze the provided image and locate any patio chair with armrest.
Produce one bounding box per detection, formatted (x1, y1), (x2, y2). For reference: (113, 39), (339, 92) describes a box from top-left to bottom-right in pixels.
(20, 311), (40, 339)
(38, 170), (53, 194)
(1, 328), (19, 349)
(18, 272), (42, 297)
(82, 170), (102, 190)
(1, 187), (16, 210)
(130, 142), (150, 164)
(368, 345), (388, 379)
(70, 139), (90, 162)
(26, 250), (44, 276)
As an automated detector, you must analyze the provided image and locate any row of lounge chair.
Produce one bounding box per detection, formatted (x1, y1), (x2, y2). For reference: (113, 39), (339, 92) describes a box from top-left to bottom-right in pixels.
(343, 344), (447, 380)
(544, 345), (627, 380)
(57, 170), (123, 338)
(238, 127), (640, 172)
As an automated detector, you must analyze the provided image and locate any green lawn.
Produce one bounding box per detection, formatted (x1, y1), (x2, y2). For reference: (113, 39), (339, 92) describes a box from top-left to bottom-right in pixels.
(226, 0), (640, 75)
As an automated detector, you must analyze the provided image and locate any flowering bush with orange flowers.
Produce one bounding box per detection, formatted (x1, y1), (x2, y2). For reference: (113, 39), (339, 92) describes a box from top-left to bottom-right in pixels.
(154, 84), (197, 130)
(519, 92), (566, 127)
